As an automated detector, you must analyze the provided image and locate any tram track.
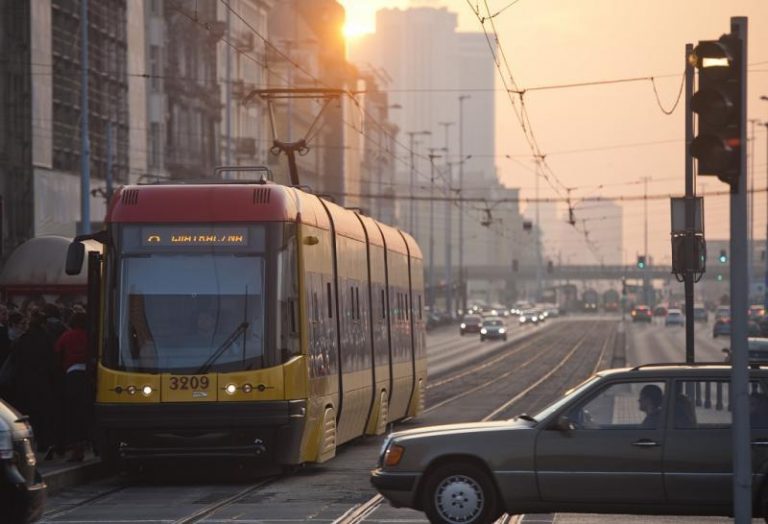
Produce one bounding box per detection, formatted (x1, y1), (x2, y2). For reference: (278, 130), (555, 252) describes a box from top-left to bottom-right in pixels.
(41, 319), (615, 524)
(333, 319), (614, 524)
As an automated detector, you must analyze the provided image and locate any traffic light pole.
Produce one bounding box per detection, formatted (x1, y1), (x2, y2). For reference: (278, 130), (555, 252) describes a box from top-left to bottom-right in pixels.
(684, 43), (695, 364)
(729, 16), (750, 523)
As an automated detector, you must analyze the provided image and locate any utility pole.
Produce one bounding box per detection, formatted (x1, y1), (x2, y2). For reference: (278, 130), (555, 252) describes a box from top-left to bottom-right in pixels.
(407, 130), (431, 234)
(225, 5), (232, 168)
(427, 149), (442, 309)
(439, 121), (454, 316)
(535, 157), (543, 301)
(641, 176), (651, 305)
(683, 43), (695, 363)
(79, 0), (90, 235)
(458, 95), (470, 314)
(762, 106), (768, 310)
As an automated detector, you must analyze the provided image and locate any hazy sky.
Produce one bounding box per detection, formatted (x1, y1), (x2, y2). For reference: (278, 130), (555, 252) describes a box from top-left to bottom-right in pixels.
(340, 0), (768, 266)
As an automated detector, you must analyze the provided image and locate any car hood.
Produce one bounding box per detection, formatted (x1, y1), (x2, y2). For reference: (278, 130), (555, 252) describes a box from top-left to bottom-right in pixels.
(390, 419), (529, 441)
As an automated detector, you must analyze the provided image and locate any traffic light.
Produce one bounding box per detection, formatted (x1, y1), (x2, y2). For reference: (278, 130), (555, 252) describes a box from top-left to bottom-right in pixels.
(689, 33), (743, 187)
(512, 259), (519, 272)
(719, 249), (728, 263)
(637, 255), (646, 269)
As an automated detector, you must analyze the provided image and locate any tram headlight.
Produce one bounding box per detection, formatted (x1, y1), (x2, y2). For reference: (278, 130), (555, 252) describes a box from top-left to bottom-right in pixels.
(225, 384), (237, 395)
(242, 383), (253, 393)
(142, 385), (153, 397)
(126, 385), (137, 395)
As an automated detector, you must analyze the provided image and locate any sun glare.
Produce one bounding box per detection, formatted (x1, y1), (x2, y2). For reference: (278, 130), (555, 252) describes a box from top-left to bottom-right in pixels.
(343, 20), (371, 39)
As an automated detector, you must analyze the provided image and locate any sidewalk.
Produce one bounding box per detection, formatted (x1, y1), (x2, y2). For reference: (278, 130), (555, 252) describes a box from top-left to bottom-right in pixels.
(37, 449), (107, 494)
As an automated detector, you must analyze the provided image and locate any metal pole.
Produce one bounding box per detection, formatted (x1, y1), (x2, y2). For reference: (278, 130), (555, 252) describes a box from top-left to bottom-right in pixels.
(445, 161), (453, 317)
(729, 16), (750, 524)
(764, 119), (768, 311)
(225, 5), (232, 168)
(459, 95), (469, 315)
(535, 159), (542, 301)
(439, 122), (454, 316)
(684, 43), (695, 364)
(428, 150), (441, 308)
(79, 0), (90, 235)
(642, 176), (651, 305)
(408, 133), (415, 232)
(106, 121), (113, 202)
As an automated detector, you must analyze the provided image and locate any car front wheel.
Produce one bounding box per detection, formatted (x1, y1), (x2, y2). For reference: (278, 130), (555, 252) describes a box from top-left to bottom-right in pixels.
(422, 461), (500, 524)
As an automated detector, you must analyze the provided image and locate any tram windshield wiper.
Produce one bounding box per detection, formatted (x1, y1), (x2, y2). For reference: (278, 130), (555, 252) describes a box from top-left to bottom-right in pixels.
(196, 321), (249, 374)
(515, 413), (537, 423)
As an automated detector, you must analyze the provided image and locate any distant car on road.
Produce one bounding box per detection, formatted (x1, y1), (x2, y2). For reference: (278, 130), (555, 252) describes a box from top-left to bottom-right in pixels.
(653, 305), (668, 317)
(631, 305), (652, 323)
(723, 337), (768, 363)
(665, 309), (684, 327)
(749, 305), (765, 322)
(0, 399), (46, 523)
(459, 315), (483, 336)
(371, 363), (768, 523)
(518, 310), (540, 325)
(693, 305), (709, 323)
(480, 317), (507, 342)
(713, 316), (731, 338)
(715, 306), (730, 322)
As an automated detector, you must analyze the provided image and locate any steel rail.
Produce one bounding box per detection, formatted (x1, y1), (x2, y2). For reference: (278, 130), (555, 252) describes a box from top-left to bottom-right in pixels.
(333, 320), (609, 524)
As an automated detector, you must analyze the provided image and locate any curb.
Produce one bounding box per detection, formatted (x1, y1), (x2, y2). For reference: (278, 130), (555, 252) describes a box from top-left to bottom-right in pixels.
(41, 459), (108, 494)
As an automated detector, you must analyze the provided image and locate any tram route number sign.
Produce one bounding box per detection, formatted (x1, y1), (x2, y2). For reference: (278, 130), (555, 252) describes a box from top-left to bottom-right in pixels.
(142, 226), (249, 247)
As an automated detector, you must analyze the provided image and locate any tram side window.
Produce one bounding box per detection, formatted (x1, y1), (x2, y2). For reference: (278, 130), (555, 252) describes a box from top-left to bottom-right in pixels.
(405, 294), (409, 320)
(327, 282), (333, 318)
(355, 287), (361, 320)
(418, 295), (422, 320)
(312, 291), (319, 322)
(381, 289), (386, 319)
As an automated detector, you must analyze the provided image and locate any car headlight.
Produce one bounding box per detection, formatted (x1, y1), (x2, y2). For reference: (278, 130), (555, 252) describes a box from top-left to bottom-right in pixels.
(0, 430), (12, 460)
(460, 323), (466, 329)
(384, 444), (405, 467)
(519, 317), (526, 322)
(480, 328), (488, 334)
(499, 328), (506, 334)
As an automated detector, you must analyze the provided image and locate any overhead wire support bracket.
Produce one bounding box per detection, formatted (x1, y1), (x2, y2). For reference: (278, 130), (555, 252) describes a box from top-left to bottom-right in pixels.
(243, 88), (345, 186)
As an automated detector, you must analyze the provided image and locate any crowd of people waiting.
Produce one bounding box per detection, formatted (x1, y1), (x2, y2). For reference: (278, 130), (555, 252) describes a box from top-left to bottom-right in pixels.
(0, 302), (91, 462)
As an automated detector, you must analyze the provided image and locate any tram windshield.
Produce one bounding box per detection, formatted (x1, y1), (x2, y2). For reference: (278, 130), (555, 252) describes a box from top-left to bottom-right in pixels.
(112, 224), (274, 373)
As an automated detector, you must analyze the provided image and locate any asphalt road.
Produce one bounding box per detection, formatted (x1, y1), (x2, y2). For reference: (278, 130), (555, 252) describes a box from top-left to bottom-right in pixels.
(42, 315), (753, 524)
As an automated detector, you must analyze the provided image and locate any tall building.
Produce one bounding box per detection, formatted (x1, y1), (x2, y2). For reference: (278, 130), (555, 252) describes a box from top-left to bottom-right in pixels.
(0, 0), (140, 254)
(350, 7), (524, 306)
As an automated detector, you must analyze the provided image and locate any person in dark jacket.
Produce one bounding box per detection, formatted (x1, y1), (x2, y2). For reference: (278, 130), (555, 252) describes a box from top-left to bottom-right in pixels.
(10, 309), (56, 453)
(54, 312), (89, 462)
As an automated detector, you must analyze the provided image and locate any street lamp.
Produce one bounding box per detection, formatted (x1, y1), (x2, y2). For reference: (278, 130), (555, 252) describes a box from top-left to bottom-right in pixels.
(438, 122), (454, 316)
(427, 148), (443, 309)
(458, 94), (471, 314)
(406, 130), (431, 234)
(760, 96), (768, 309)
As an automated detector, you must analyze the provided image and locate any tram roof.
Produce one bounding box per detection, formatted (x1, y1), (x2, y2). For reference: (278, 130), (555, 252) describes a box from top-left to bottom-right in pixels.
(107, 183), (300, 223)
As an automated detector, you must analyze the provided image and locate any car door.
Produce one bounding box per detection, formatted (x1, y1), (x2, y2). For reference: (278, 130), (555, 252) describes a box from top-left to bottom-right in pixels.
(536, 380), (667, 505)
(663, 378), (731, 506)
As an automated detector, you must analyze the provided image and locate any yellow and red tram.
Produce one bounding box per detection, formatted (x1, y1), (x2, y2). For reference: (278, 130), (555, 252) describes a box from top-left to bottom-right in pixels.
(68, 180), (426, 467)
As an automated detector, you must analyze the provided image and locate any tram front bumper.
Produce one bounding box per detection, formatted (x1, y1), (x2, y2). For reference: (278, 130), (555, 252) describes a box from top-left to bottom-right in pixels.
(96, 400), (307, 465)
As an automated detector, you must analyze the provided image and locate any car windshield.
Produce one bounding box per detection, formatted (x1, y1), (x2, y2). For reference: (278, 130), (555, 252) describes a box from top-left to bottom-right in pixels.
(483, 319), (503, 327)
(464, 316), (481, 323)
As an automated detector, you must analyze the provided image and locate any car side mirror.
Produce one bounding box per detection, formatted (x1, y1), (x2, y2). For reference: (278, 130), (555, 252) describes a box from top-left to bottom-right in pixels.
(554, 415), (574, 432)
(65, 241), (85, 275)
